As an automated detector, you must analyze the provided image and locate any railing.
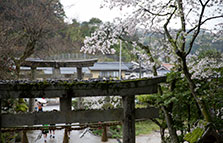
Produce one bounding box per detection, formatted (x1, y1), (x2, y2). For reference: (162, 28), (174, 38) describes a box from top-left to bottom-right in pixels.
(0, 76), (166, 143)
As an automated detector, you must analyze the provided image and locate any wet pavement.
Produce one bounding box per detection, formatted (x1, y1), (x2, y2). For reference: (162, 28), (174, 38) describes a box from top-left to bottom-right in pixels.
(26, 105), (161, 143)
(27, 129), (161, 143)
(27, 129), (120, 143)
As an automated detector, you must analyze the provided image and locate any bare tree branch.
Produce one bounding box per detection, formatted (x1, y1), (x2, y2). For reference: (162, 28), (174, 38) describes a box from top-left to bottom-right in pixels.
(141, 0), (173, 16)
(187, 15), (223, 34)
(198, 0), (204, 6)
(164, 6), (178, 50)
(186, 0), (211, 56)
(143, 8), (171, 16)
(177, 0), (186, 52)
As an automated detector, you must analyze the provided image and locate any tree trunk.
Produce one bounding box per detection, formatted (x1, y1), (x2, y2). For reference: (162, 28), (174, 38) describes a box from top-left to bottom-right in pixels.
(160, 127), (166, 143)
(158, 85), (179, 143)
(150, 118), (167, 143)
(187, 103), (191, 132)
(137, 43), (179, 143)
(181, 56), (212, 123)
(162, 106), (179, 143)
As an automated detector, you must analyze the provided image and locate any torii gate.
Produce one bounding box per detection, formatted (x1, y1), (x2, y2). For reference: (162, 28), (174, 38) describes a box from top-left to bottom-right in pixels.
(21, 58), (98, 79)
(0, 76), (166, 143)
(21, 58), (98, 111)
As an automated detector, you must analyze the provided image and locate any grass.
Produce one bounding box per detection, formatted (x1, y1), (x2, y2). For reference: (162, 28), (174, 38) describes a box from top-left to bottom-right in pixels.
(135, 104), (160, 135)
(92, 103), (159, 138)
(92, 120), (159, 138)
(135, 120), (159, 136)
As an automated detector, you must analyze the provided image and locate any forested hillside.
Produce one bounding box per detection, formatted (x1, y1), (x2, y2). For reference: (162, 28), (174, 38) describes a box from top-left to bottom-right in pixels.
(142, 30), (223, 54)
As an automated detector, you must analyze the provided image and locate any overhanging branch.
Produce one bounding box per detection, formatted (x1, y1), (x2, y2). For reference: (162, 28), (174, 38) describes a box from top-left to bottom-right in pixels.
(187, 15), (223, 34)
(186, 0), (211, 56)
(164, 6), (178, 50)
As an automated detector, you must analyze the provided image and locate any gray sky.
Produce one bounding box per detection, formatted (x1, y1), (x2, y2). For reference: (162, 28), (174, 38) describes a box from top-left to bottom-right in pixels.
(60, 0), (123, 23)
(60, 0), (222, 30)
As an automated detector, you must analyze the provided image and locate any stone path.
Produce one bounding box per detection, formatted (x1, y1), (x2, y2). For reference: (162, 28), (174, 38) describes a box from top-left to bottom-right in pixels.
(26, 105), (161, 143)
(27, 129), (161, 143)
(136, 132), (161, 143)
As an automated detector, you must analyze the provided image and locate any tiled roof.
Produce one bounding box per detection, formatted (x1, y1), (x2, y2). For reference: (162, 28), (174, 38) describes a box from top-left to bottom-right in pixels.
(89, 62), (129, 71)
(162, 63), (174, 71)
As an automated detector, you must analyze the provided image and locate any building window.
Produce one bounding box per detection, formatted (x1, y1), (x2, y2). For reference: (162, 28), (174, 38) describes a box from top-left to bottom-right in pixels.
(99, 71), (119, 78)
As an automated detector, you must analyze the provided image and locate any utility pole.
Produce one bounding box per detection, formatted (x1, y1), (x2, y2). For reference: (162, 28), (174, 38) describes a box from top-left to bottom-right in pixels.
(139, 58), (142, 79)
(119, 40), (122, 80)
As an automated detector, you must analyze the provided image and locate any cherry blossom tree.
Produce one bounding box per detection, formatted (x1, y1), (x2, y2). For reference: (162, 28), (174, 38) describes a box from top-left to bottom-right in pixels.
(81, 0), (223, 142)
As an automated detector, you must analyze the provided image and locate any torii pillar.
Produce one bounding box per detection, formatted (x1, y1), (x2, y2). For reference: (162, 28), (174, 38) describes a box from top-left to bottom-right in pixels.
(52, 64), (61, 79)
(29, 66), (37, 112)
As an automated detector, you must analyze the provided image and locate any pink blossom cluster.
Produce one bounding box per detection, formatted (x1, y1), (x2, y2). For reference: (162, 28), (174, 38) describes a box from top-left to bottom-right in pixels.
(187, 52), (223, 80)
(82, 96), (121, 109)
(80, 22), (121, 55)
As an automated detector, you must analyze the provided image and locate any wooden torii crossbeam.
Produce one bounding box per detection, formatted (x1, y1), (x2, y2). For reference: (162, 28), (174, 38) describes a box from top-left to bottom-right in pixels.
(0, 76), (166, 143)
(22, 58), (98, 68)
